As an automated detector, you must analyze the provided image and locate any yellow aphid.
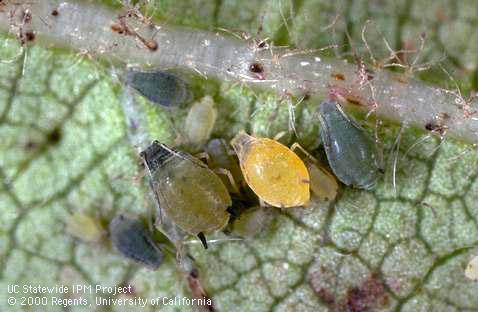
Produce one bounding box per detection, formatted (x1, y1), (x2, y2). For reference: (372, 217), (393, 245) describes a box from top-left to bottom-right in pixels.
(307, 162), (338, 201)
(465, 255), (478, 282)
(65, 212), (105, 243)
(230, 132), (310, 208)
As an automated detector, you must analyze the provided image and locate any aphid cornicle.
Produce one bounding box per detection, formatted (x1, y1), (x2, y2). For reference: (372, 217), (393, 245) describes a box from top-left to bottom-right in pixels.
(126, 69), (189, 107)
(317, 100), (383, 190)
(230, 132), (310, 208)
(141, 141), (232, 249)
(109, 215), (164, 270)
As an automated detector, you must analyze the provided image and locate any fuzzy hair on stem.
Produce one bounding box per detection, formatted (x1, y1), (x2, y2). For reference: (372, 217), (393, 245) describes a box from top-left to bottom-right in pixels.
(1, 0), (477, 144)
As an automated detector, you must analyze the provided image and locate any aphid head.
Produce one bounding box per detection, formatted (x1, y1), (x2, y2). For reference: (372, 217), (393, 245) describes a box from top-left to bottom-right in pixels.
(140, 140), (175, 172)
(230, 131), (254, 161)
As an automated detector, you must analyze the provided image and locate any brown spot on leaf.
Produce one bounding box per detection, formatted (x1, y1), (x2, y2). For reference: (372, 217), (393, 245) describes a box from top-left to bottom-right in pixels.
(342, 273), (389, 312)
(331, 73), (346, 81)
(51, 9), (59, 16)
(317, 288), (335, 305)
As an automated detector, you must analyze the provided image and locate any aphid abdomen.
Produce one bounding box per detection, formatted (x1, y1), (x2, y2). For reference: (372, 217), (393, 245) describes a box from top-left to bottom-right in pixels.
(126, 70), (189, 107)
(318, 101), (382, 190)
(156, 157), (231, 234)
(109, 215), (163, 270)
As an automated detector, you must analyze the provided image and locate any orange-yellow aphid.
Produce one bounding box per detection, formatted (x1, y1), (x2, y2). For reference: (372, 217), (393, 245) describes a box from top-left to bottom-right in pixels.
(65, 212), (105, 243)
(230, 132), (310, 208)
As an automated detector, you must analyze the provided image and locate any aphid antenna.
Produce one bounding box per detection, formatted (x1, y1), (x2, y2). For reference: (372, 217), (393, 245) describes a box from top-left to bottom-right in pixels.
(183, 237), (243, 246)
(401, 134), (433, 161)
(290, 142), (318, 163)
(272, 130), (288, 142)
(390, 124), (405, 195)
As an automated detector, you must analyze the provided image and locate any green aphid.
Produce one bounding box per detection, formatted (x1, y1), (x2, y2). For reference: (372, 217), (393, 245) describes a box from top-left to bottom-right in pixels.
(317, 100), (383, 190)
(140, 141), (232, 249)
(109, 215), (164, 270)
(126, 69), (189, 107)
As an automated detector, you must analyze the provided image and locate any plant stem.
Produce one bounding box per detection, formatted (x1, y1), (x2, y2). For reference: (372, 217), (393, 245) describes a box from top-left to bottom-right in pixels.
(2, 0), (477, 143)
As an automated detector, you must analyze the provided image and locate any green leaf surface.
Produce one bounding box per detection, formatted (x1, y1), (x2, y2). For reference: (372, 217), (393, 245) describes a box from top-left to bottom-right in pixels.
(1, 1), (478, 311)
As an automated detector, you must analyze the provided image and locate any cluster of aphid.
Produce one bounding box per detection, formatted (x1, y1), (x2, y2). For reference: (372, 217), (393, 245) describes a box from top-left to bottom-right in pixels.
(122, 68), (384, 251)
(66, 67), (384, 292)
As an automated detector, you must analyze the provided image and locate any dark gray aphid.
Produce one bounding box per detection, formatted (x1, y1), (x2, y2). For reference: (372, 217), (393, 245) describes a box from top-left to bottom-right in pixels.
(109, 215), (164, 270)
(317, 100), (383, 190)
(126, 70), (189, 107)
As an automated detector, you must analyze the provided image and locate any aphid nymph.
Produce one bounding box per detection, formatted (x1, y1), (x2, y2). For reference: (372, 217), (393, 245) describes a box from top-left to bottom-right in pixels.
(466, 255), (478, 282)
(317, 100), (383, 190)
(109, 215), (164, 270)
(126, 69), (190, 108)
(184, 96), (217, 148)
(65, 212), (105, 243)
(141, 141), (232, 249)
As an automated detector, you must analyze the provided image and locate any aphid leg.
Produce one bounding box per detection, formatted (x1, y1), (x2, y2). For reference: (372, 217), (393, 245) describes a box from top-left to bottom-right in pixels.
(212, 168), (241, 194)
(197, 232), (208, 249)
(290, 142), (318, 163)
(273, 130), (288, 142)
(287, 99), (298, 136)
